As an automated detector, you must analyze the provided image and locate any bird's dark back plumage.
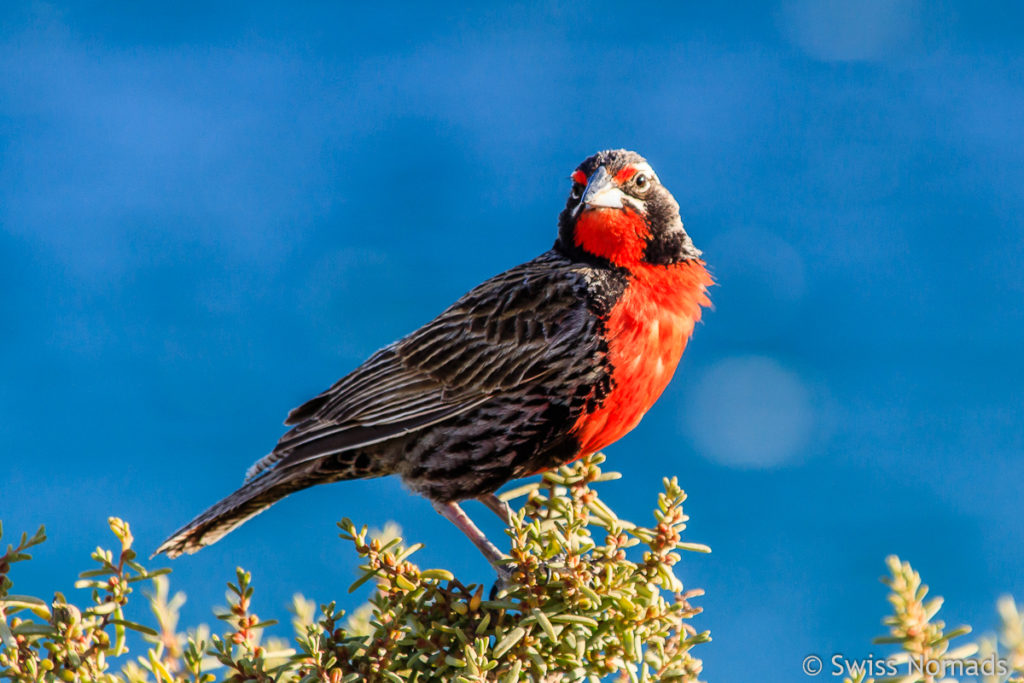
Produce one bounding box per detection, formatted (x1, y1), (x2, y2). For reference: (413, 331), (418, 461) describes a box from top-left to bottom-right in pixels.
(155, 249), (628, 557)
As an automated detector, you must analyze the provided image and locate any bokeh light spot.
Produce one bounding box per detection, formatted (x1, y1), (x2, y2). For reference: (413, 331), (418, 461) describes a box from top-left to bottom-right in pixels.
(778, 0), (922, 62)
(684, 356), (813, 469)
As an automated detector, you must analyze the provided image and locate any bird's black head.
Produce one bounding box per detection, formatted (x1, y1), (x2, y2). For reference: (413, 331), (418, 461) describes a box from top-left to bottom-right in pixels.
(555, 149), (700, 268)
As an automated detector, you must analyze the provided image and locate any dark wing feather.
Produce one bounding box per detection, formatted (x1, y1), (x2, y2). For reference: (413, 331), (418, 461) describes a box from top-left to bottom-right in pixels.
(244, 251), (592, 482)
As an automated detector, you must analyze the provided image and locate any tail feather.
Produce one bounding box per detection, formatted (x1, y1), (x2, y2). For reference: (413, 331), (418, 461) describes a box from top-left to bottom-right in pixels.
(153, 466), (312, 559)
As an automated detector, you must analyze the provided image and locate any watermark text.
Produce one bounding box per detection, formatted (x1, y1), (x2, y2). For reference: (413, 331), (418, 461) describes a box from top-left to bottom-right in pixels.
(801, 653), (1011, 678)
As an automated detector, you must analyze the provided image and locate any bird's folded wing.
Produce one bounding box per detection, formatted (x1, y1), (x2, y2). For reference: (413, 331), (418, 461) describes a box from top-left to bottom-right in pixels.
(244, 255), (590, 482)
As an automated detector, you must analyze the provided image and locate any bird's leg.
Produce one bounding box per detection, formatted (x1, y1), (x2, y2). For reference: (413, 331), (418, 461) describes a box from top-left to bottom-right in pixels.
(432, 501), (507, 569)
(476, 493), (560, 591)
(481, 493), (588, 585)
(477, 493), (513, 526)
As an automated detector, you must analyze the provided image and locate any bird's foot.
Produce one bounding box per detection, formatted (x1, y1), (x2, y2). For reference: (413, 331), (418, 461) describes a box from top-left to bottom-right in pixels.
(489, 559), (552, 599)
(489, 552), (594, 599)
(489, 562), (517, 600)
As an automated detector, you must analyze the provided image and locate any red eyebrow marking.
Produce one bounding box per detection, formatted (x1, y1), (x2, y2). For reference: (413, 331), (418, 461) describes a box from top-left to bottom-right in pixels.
(571, 169), (587, 185)
(614, 165), (636, 183)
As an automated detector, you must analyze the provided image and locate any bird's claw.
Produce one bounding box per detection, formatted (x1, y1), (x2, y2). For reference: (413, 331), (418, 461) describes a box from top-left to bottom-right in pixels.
(489, 562), (517, 600)
(489, 553), (588, 599)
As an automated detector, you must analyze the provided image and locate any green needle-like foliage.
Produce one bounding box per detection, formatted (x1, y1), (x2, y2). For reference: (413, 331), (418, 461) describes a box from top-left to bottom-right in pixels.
(0, 454), (710, 682)
(841, 556), (1024, 683)
(4, 455), (1022, 683)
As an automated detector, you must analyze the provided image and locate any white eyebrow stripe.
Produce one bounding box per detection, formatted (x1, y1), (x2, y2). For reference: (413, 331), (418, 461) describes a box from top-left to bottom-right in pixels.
(630, 161), (656, 180)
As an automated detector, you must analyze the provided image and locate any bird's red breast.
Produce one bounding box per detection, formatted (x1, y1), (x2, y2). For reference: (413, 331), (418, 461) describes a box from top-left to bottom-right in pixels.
(571, 202), (650, 266)
(568, 206), (713, 456)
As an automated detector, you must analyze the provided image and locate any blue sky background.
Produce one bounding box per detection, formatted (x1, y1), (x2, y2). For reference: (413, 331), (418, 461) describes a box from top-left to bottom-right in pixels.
(3, 2), (1023, 680)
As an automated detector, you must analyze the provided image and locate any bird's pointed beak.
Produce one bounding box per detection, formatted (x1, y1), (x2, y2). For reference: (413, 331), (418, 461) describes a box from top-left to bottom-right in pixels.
(579, 166), (625, 212)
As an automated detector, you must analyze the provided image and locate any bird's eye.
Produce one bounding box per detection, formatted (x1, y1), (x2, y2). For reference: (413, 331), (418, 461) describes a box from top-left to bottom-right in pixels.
(570, 183), (584, 200)
(633, 173), (651, 193)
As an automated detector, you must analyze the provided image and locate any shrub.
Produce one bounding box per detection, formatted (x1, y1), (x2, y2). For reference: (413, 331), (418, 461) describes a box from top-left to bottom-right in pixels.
(0, 454), (709, 682)
(4, 453), (1022, 682)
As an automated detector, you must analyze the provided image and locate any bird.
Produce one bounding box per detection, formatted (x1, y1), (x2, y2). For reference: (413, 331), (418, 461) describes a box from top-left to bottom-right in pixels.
(155, 149), (713, 569)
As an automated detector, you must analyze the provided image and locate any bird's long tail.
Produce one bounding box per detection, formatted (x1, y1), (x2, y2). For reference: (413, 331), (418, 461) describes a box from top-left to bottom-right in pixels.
(153, 465), (318, 559)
